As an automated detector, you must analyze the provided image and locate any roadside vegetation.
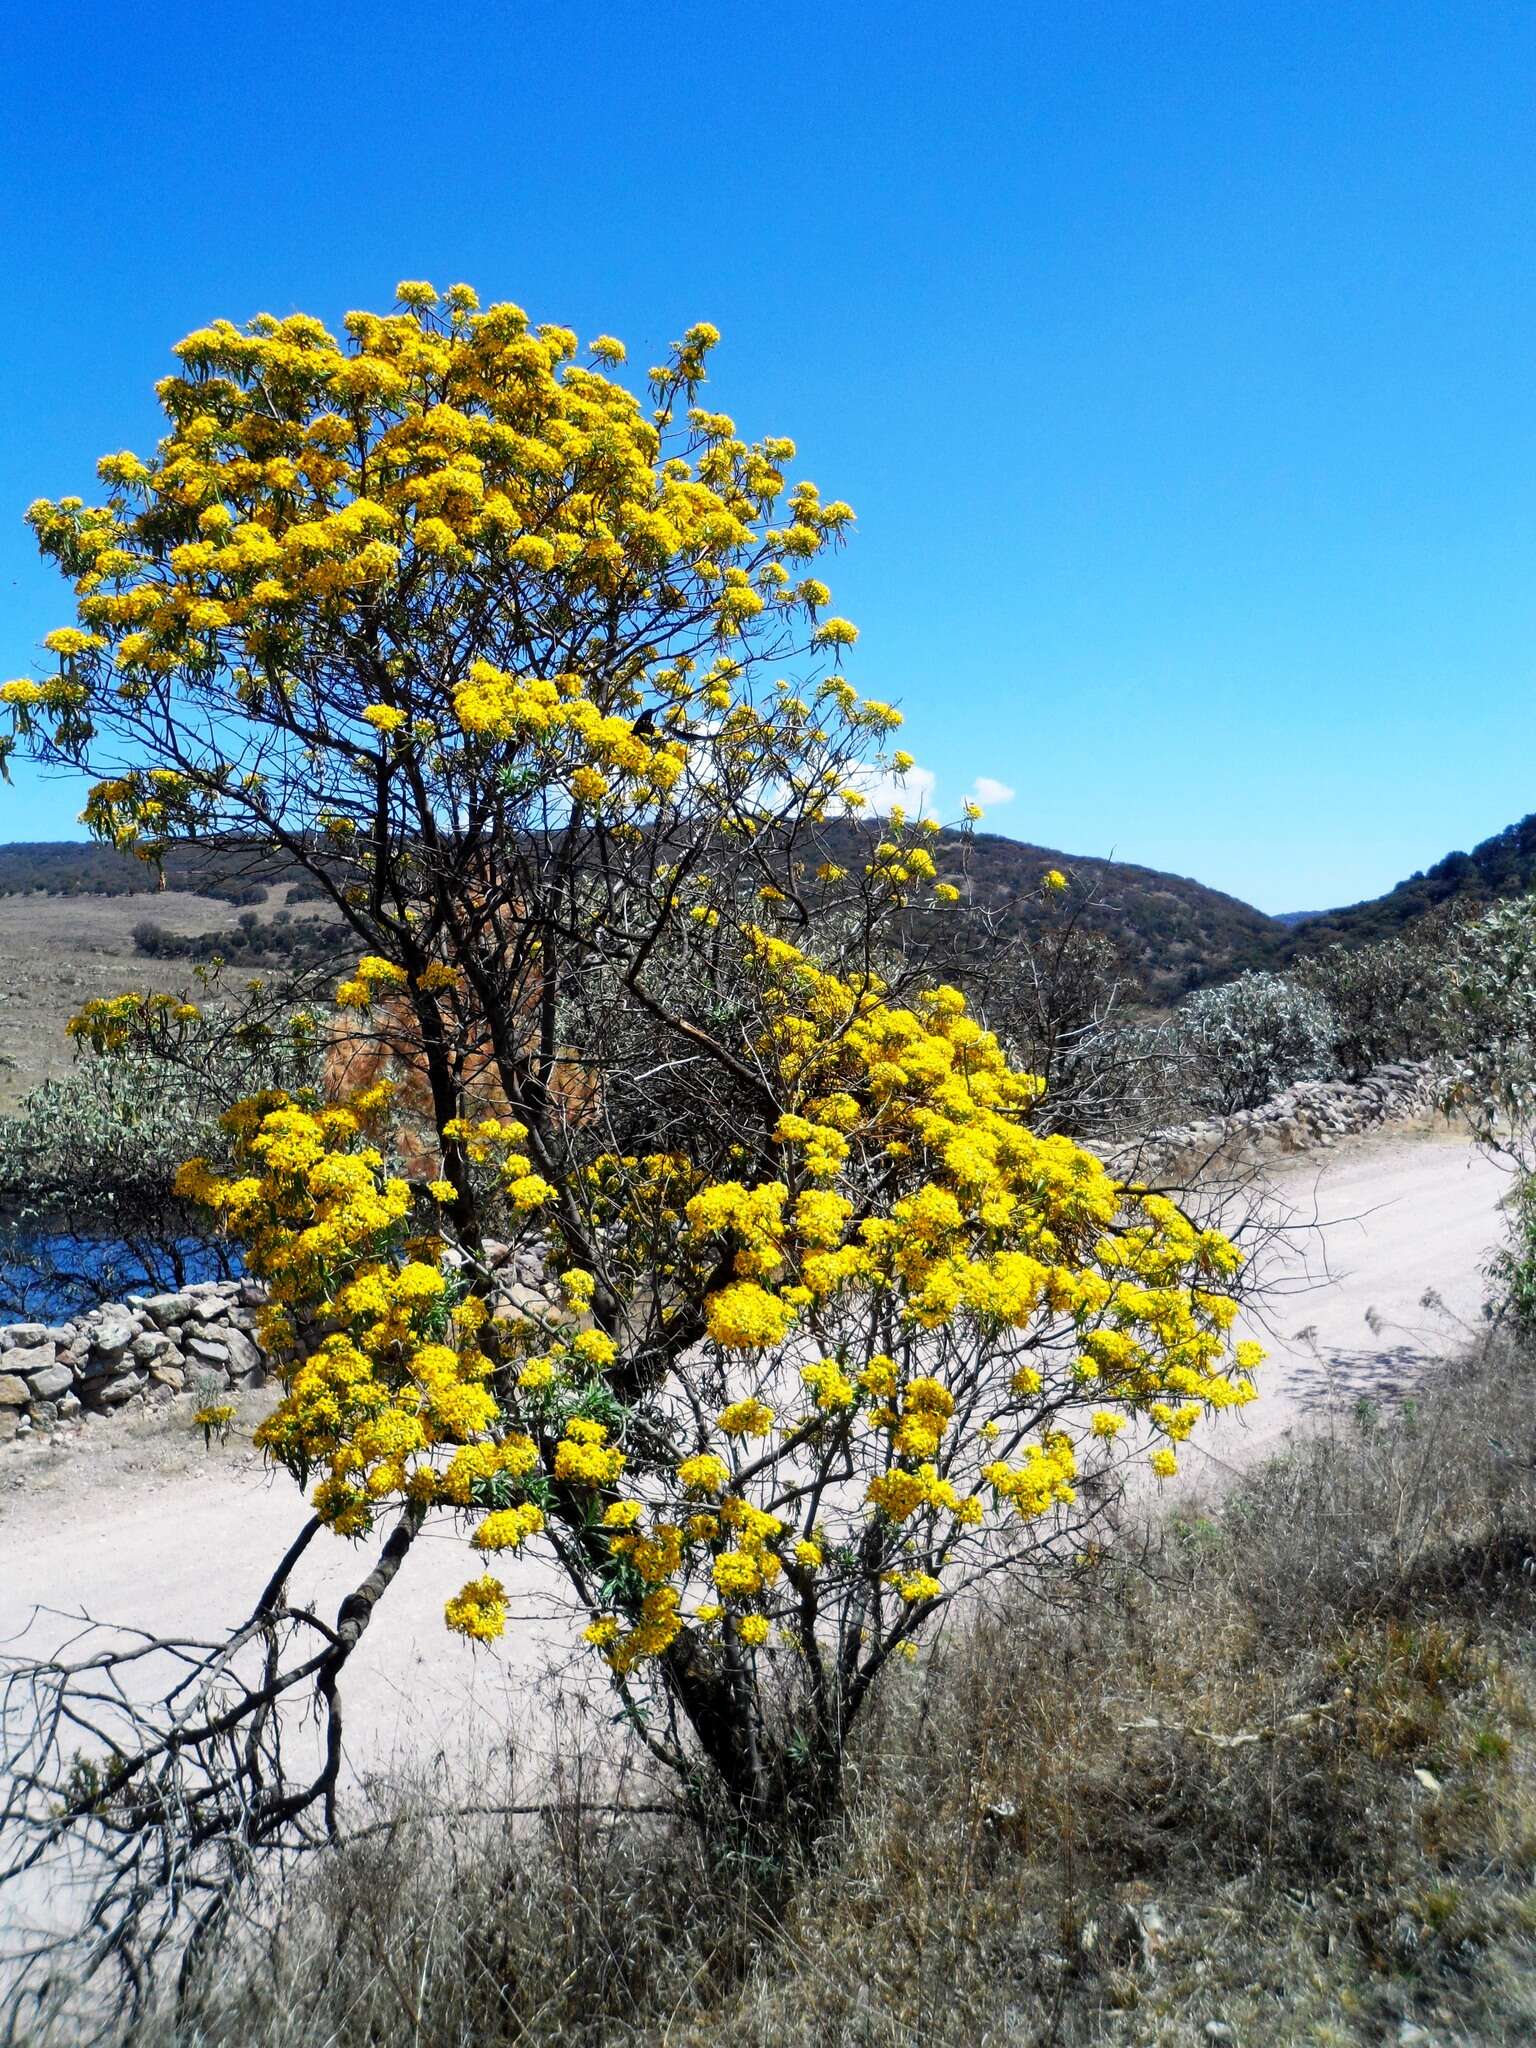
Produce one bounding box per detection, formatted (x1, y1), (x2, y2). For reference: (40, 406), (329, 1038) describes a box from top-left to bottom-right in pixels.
(39, 1329), (1532, 2048)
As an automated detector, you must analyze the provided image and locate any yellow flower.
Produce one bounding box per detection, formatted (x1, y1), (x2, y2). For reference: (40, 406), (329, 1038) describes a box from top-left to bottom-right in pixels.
(444, 1574), (508, 1641)
(705, 1283), (793, 1351)
(677, 1452), (730, 1494)
(716, 1397), (774, 1437)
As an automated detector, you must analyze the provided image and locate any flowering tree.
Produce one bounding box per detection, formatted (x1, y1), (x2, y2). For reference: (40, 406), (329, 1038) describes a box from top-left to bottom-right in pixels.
(1, 285), (1258, 1969)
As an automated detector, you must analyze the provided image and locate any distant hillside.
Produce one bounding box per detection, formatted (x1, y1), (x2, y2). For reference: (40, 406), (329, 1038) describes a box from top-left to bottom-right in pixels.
(0, 840), (324, 906)
(1285, 812), (1536, 953)
(0, 831), (1289, 1003)
(814, 824), (1287, 1002)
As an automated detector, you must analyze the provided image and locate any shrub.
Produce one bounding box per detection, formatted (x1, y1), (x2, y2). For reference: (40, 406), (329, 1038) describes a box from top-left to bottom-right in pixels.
(1292, 916), (1467, 1079)
(1175, 969), (1340, 1112)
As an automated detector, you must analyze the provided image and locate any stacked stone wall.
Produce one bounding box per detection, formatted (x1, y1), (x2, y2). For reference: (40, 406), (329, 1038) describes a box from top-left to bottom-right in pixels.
(1109, 1059), (1444, 1181)
(0, 1240), (576, 1442)
(0, 1278), (266, 1442)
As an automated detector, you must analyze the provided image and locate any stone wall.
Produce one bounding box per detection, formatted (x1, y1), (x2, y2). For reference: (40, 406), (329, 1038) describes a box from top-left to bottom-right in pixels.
(1110, 1059), (1444, 1182)
(0, 1278), (266, 1443)
(0, 1242), (576, 1444)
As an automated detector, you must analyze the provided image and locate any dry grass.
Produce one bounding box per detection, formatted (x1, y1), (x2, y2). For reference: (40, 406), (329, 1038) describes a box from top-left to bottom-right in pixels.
(40, 1336), (1536, 2048)
(0, 892), (252, 1110)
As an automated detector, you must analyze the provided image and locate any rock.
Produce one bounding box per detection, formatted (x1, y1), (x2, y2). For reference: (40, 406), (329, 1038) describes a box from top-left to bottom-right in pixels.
(140, 1293), (195, 1328)
(185, 1335), (231, 1367)
(497, 1282), (555, 1324)
(131, 1329), (179, 1365)
(91, 1373), (144, 1407)
(5, 1342), (57, 1380)
(221, 1327), (263, 1381)
(0, 1323), (50, 1349)
(1204, 2028), (1234, 2044)
(149, 1365), (185, 1391)
(90, 1310), (139, 1359)
(31, 1400), (58, 1426)
(25, 1364), (72, 1402)
(0, 1409), (19, 1441)
(0, 1374), (29, 1408)
(186, 1297), (236, 1325)
(56, 1393), (81, 1420)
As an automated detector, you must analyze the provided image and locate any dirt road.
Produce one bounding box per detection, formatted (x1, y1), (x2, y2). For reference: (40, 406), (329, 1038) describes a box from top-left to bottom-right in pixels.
(0, 1120), (1512, 1782)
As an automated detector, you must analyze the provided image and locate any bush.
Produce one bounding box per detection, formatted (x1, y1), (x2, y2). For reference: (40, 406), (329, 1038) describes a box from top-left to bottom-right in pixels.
(1174, 970), (1340, 1112)
(1292, 917), (1467, 1079)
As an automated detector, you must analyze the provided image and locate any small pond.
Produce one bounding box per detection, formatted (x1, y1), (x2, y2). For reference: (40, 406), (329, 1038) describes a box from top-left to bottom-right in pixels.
(0, 1227), (241, 1323)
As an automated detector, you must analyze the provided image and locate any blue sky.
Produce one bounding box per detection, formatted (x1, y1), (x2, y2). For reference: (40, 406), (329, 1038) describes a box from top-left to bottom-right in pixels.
(2, 0), (1533, 914)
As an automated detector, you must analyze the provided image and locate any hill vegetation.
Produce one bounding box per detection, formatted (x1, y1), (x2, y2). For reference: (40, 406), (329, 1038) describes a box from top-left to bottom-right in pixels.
(1284, 811), (1536, 952)
(825, 823), (1286, 1000)
(6, 806), (1536, 999)
(1, 832), (1292, 1002)
(0, 840), (326, 907)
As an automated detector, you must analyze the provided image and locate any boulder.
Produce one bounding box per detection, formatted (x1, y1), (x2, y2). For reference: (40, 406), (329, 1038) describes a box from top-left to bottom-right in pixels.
(25, 1364), (72, 1402)
(5, 1342), (57, 1380)
(90, 1310), (139, 1359)
(139, 1293), (195, 1329)
(221, 1327), (264, 1381)
(185, 1335), (231, 1368)
(0, 1374), (29, 1408)
(91, 1373), (144, 1407)
(131, 1330), (180, 1366)
(0, 1324), (50, 1349)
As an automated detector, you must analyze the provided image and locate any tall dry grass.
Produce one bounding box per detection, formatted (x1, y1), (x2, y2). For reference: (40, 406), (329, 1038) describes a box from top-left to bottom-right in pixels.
(33, 1335), (1536, 2048)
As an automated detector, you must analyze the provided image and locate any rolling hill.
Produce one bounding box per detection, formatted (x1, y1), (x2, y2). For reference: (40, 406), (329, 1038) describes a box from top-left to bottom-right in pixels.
(1282, 811), (1536, 953)
(7, 807), (1535, 1001)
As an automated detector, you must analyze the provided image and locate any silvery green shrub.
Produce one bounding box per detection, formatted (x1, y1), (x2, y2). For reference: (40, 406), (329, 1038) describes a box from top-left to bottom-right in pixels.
(1175, 972), (1340, 1114)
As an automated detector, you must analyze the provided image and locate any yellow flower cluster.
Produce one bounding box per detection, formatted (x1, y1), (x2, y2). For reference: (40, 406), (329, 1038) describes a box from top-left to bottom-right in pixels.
(7, 285), (912, 875)
(552, 1416), (626, 1486)
(174, 1081), (564, 1622)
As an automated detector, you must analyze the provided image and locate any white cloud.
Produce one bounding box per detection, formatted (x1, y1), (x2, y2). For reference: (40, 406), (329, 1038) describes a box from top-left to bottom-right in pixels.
(970, 776), (1016, 807)
(837, 758), (939, 818)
